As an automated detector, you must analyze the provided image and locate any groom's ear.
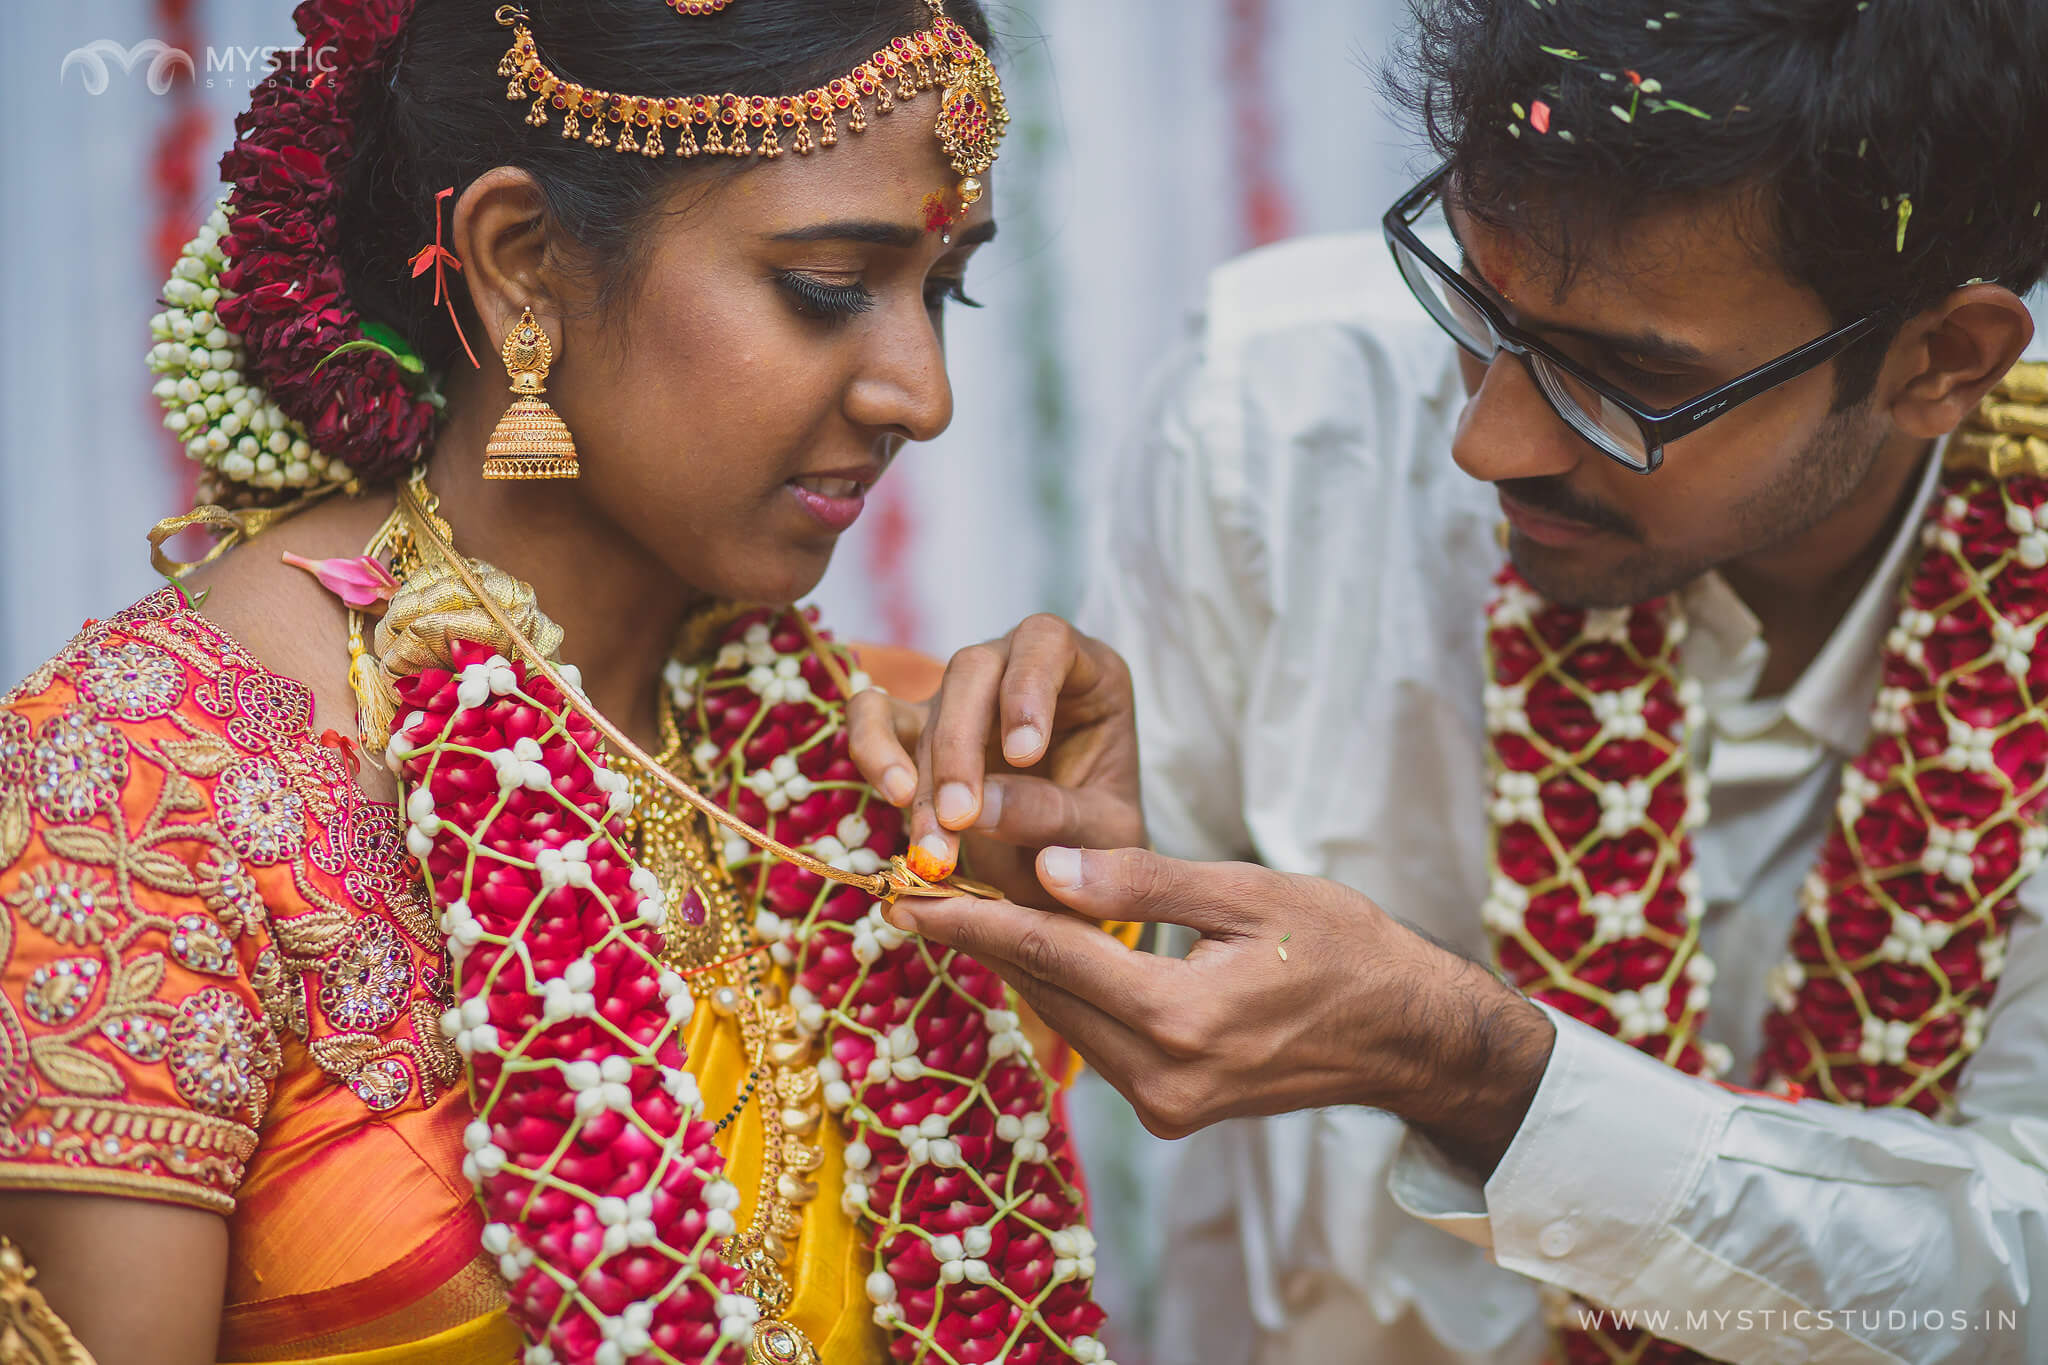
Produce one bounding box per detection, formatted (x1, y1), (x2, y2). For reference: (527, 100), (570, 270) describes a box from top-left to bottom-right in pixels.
(1883, 284), (2035, 441)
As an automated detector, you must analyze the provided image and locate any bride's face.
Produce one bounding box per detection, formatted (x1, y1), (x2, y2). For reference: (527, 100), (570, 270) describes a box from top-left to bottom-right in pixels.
(541, 110), (994, 607)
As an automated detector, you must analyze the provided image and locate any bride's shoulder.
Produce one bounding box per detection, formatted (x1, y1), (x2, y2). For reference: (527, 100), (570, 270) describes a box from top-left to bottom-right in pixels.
(178, 497), (391, 797)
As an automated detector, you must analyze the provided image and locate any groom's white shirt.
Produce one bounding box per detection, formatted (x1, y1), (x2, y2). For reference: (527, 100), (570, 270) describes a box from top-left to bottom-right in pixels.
(1081, 234), (2048, 1365)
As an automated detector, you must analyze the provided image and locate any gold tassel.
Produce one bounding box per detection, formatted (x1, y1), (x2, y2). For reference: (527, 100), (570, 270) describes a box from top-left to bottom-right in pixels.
(643, 123), (665, 157)
(484, 309), (579, 481)
(0, 1240), (97, 1365)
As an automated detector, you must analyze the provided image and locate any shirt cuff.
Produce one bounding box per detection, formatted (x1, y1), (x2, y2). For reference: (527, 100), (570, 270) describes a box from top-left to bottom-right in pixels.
(1388, 1125), (1494, 1251)
(1390, 1003), (1739, 1302)
(1485, 1004), (1737, 1302)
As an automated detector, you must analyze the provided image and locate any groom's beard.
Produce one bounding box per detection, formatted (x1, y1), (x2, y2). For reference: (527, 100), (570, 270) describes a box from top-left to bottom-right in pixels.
(1503, 401), (1887, 609)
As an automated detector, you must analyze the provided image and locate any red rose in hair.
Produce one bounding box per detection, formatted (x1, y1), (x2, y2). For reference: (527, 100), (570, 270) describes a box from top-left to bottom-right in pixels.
(215, 0), (437, 482)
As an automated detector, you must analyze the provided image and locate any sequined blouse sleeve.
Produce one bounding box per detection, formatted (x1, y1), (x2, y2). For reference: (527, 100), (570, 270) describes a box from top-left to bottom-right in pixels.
(0, 605), (295, 1213)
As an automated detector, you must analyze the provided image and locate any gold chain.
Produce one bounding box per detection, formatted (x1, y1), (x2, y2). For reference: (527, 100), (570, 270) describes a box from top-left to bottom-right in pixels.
(631, 689), (824, 1363)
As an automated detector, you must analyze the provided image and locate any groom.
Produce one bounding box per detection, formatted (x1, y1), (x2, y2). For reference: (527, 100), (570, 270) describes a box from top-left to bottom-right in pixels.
(854, 0), (2048, 1361)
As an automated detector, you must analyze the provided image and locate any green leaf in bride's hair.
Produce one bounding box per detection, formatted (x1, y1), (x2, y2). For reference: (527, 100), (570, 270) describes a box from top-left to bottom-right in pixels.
(315, 329), (426, 380)
(360, 321), (429, 373)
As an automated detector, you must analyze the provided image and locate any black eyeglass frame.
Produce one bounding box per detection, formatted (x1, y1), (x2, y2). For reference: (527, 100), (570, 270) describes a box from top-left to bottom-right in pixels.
(1381, 165), (1887, 474)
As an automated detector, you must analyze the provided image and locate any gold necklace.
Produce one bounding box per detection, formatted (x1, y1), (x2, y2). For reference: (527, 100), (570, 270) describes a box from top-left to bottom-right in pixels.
(634, 689), (825, 1365)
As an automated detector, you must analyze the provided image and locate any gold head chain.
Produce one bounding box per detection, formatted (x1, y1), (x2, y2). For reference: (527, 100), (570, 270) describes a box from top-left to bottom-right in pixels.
(493, 0), (1008, 211)
(394, 481), (994, 907)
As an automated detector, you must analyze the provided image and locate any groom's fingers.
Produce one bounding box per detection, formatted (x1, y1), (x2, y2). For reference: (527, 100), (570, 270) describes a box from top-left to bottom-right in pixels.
(1035, 847), (1276, 938)
(972, 773), (1131, 851)
(911, 641), (1010, 865)
(991, 614), (1084, 768)
(846, 688), (923, 807)
(888, 895), (1164, 1029)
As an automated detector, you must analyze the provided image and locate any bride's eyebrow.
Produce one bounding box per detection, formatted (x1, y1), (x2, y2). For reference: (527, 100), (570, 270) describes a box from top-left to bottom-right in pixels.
(769, 219), (999, 248)
(771, 220), (925, 247)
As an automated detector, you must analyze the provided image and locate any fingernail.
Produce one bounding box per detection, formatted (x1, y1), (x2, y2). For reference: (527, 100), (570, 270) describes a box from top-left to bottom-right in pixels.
(882, 766), (915, 805)
(972, 781), (1004, 830)
(883, 904), (917, 933)
(937, 782), (976, 826)
(1040, 845), (1082, 890)
(1004, 725), (1045, 763)
(906, 838), (955, 882)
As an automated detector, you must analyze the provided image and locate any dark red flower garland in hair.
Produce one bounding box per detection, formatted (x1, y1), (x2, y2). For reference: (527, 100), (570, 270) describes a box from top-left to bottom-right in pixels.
(1483, 459), (2048, 1365)
(215, 0), (437, 482)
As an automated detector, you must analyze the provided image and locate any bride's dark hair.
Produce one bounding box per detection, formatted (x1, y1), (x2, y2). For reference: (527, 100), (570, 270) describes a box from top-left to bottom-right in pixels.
(337, 0), (994, 372)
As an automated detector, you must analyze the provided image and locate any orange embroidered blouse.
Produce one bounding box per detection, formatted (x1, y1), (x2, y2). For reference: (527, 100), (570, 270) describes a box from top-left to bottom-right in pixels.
(0, 590), (511, 1360)
(0, 593), (1099, 1364)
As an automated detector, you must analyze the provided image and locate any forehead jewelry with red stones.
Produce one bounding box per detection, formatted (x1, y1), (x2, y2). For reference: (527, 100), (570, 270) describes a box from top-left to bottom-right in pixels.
(665, 0), (737, 14)
(493, 0), (1008, 209)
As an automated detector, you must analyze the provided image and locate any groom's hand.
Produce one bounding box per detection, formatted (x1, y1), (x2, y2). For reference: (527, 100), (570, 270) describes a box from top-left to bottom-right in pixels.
(847, 614), (1145, 908)
(884, 847), (1555, 1175)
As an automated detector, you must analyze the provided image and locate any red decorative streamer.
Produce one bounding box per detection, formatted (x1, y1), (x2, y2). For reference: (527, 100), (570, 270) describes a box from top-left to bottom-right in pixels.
(150, 0), (208, 507)
(864, 477), (926, 649)
(1224, 0), (1298, 249)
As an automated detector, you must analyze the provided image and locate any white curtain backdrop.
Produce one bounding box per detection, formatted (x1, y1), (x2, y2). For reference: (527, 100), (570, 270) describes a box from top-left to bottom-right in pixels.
(0, 1), (1416, 1355)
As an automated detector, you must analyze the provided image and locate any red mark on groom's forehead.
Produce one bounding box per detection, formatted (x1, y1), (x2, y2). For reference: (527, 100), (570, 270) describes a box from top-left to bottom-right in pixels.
(1480, 250), (1521, 305)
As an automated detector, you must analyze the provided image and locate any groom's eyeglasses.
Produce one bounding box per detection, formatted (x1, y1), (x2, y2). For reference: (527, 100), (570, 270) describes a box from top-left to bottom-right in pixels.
(1382, 165), (1885, 474)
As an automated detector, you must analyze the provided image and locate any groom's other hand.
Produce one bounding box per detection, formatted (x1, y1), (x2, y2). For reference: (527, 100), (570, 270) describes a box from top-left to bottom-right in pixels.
(847, 614), (1145, 908)
(885, 848), (1556, 1176)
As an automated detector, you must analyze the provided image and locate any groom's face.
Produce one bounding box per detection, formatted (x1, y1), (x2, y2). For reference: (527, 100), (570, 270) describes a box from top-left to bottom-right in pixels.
(1445, 191), (1894, 608)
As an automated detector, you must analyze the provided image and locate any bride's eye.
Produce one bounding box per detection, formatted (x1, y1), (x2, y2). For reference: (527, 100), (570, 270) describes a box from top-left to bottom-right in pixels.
(777, 272), (876, 322)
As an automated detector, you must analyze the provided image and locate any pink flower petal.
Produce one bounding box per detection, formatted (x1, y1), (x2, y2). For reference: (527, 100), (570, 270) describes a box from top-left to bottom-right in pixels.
(1531, 100), (1552, 134)
(280, 552), (401, 609)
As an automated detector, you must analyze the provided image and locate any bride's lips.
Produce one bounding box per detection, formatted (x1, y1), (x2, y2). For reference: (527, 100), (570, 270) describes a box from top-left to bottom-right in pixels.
(787, 469), (879, 533)
(1499, 489), (1607, 548)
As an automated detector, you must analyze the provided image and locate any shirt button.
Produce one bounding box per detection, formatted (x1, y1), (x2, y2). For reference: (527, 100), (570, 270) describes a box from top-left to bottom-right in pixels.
(1537, 1220), (1577, 1258)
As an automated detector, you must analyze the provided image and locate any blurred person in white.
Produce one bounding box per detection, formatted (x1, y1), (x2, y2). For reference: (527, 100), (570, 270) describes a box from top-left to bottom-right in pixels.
(850, 0), (2048, 1360)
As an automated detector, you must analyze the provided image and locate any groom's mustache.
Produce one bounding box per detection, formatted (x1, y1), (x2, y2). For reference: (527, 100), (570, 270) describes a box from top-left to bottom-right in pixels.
(1496, 476), (1640, 540)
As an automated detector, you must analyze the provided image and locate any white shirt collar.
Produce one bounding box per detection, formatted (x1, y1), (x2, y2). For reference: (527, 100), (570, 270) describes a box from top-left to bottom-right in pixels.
(1676, 442), (1946, 756)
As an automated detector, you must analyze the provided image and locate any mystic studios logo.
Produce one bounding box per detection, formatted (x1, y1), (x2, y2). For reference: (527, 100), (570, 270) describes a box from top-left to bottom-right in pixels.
(60, 40), (337, 94)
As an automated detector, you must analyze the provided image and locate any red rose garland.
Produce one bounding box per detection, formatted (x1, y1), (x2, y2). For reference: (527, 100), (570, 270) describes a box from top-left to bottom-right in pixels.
(1484, 461), (2047, 1365)
(394, 642), (744, 1362)
(683, 609), (1110, 1365)
(390, 611), (1113, 1365)
(214, 0), (437, 482)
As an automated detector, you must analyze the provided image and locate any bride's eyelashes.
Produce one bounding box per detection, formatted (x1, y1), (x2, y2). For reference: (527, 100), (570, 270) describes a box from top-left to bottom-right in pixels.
(775, 271), (981, 324)
(927, 278), (982, 312)
(777, 271), (875, 321)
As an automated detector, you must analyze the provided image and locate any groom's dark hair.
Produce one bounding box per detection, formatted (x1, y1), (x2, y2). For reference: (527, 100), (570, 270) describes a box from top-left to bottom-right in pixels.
(1387, 0), (2048, 405)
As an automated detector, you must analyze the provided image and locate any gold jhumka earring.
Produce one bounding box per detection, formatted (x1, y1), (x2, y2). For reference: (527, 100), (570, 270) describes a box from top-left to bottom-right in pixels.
(483, 307), (578, 481)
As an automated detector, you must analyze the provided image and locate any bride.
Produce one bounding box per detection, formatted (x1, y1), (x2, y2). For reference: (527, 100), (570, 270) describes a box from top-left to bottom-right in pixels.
(0, 1), (1118, 1362)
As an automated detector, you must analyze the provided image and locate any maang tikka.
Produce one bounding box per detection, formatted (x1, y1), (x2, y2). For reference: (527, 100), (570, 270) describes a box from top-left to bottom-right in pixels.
(483, 308), (579, 480)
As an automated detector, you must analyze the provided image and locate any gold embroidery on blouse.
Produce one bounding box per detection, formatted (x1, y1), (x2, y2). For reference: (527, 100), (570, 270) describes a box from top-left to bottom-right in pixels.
(3, 600), (449, 1128)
